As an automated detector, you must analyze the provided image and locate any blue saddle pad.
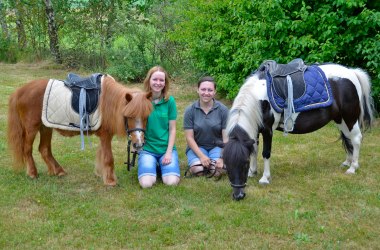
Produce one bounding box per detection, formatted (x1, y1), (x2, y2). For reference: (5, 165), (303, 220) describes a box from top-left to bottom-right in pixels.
(266, 65), (333, 113)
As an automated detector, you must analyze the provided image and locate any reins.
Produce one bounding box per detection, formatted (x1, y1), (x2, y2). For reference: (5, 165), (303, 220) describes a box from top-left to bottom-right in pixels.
(124, 119), (145, 171)
(184, 159), (226, 180)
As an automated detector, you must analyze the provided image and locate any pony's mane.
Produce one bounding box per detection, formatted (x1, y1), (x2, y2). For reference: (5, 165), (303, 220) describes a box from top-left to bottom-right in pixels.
(99, 75), (152, 136)
(226, 74), (263, 139)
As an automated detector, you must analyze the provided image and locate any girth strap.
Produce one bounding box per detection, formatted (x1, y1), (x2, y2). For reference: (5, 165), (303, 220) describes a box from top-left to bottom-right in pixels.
(283, 75), (295, 135)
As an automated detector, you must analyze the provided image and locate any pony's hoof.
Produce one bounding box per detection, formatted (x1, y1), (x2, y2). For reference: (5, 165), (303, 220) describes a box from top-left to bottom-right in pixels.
(345, 168), (356, 174)
(105, 180), (117, 186)
(248, 170), (257, 177)
(28, 174), (38, 179)
(259, 177), (270, 185)
(57, 171), (67, 177)
(341, 161), (351, 168)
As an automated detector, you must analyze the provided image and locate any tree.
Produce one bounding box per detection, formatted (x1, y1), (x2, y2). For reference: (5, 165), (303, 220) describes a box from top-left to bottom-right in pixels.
(14, 0), (26, 50)
(0, 0), (9, 40)
(44, 0), (61, 63)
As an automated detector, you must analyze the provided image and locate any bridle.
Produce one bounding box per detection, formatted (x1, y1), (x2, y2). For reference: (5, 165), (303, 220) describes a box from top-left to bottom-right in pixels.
(124, 119), (145, 171)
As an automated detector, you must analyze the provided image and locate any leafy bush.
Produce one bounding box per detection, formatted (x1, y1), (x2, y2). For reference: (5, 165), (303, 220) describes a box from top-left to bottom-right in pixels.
(170, 0), (380, 111)
(106, 25), (160, 83)
(0, 37), (17, 63)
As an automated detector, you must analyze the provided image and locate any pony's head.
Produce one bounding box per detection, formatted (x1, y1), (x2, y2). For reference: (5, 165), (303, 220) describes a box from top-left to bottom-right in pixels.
(123, 91), (153, 151)
(223, 126), (256, 200)
(223, 74), (263, 200)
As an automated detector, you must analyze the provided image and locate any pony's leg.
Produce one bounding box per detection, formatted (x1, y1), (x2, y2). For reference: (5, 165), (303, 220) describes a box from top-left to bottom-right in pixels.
(248, 139), (259, 177)
(96, 132), (117, 186)
(338, 122), (362, 174)
(259, 130), (272, 185)
(248, 154), (258, 177)
(347, 124), (362, 174)
(23, 125), (39, 178)
(38, 126), (66, 176)
(259, 159), (271, 185)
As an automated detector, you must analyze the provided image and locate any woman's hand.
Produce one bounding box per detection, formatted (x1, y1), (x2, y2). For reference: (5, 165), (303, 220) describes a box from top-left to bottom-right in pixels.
(200, 155), (211, 168)
(162, 152), (172, 165)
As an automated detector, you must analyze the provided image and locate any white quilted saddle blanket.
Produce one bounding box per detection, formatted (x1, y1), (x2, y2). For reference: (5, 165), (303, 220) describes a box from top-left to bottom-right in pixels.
(42, 79), (102, 131)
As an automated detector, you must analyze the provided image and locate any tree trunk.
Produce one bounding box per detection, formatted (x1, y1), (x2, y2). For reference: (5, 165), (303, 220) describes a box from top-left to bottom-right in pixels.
(44, 0), (62, 64)
(14, 0), (26, 49)
(0, 0), (9, 40)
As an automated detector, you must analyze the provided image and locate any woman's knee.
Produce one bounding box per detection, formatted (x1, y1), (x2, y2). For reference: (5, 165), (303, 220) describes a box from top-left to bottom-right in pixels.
(162, 175), (180, 186)
(139, 175), (156, 188)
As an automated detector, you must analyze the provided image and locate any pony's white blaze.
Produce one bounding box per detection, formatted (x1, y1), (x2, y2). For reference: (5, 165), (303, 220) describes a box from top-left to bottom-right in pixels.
(132, 118), (144, 147)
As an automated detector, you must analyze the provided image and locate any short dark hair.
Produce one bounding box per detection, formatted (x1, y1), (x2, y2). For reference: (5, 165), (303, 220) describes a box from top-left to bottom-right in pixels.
(197, 76), (216, 88)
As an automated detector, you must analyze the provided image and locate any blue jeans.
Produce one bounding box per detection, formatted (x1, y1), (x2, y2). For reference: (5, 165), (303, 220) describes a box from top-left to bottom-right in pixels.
(186, 147), (222, 167)
(137, 150), (180, 179)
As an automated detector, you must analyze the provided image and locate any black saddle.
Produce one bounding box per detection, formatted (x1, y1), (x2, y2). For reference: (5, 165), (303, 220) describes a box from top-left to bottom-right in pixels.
(265, 58), (307, 99)
(63, 73), (102, 114)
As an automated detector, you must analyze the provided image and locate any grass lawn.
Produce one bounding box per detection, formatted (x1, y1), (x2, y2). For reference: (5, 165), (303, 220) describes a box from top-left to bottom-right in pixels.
(0, 62), (379, 249)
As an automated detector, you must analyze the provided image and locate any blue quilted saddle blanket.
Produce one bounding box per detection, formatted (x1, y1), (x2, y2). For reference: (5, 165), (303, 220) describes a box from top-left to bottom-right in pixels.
(265, 65), (333, 113)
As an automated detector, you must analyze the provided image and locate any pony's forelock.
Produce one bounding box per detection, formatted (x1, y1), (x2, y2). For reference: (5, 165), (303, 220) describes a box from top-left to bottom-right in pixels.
(123, 91), (153, 118)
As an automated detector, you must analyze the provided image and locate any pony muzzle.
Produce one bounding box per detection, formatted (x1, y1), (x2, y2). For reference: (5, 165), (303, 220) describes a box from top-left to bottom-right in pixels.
(232, 188), (246, 201)
(230, 183), (246, 201)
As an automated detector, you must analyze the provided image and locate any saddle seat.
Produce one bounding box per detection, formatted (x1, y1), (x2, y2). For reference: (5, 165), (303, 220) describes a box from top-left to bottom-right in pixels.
(64, 73), (102, 89)
(265, 58), (307, 100)
(63, 73), (102, 114)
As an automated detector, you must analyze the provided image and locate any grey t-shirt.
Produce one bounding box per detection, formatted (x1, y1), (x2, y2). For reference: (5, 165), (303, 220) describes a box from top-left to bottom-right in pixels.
(183, 100), (229, 152)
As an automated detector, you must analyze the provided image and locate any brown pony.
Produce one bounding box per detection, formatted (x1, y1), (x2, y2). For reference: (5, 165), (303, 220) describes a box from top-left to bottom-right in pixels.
(7, 75), (153, 186)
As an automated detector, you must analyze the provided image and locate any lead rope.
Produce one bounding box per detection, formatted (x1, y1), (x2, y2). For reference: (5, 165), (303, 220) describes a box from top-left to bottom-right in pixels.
(125, 139), (137, 171)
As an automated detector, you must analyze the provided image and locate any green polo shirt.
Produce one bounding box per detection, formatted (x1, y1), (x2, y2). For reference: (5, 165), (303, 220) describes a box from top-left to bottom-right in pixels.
(143, 96), (177, 154)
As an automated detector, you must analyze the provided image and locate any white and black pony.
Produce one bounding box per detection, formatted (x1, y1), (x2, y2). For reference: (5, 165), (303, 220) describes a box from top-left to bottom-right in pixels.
(223, 59), (375, 200)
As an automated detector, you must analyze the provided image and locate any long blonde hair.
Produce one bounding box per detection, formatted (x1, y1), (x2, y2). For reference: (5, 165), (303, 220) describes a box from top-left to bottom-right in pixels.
(143, 66), (171, 101)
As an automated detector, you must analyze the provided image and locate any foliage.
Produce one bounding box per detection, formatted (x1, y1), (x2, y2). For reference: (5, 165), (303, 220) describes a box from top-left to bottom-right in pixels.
(0, 0), (379, 110)
(106, 25), (159, 82)
(169, 0), (380, 109)
(0, 36), (17, 62)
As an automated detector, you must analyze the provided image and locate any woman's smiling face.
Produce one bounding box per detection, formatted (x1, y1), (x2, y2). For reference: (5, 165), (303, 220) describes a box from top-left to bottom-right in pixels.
(149, 71), (166, 94)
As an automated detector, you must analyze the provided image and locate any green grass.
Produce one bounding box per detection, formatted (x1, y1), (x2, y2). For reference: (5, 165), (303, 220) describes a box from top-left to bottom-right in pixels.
(0, 62), (379, 249)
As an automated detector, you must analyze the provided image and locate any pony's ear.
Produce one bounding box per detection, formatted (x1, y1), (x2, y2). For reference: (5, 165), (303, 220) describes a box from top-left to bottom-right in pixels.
(244, 139), (256, 150)
(146, 91), (152, 99)
(125, 93), (133, 102)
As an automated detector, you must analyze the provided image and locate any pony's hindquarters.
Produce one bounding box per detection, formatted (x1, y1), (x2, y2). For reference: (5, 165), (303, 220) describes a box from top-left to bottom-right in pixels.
(7, 79), (48, 177)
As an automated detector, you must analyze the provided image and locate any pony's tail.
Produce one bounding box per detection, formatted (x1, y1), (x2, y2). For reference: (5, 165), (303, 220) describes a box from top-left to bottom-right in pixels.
(7, 92), (26, 170)
(352, 68), (375, 131)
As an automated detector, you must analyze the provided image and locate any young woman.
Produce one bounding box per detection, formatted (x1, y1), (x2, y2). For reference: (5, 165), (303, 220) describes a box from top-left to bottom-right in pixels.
(183, 76), (229, 176)
(137, 66), (180, 188)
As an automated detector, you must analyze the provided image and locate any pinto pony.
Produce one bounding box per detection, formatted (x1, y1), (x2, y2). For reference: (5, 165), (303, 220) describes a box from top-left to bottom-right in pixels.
(7, 75), (153, 186)
(223, 61), (375, 200)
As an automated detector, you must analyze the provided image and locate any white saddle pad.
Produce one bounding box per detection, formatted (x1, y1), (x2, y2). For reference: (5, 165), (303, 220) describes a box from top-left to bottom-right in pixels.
(42, 79), (102, 131)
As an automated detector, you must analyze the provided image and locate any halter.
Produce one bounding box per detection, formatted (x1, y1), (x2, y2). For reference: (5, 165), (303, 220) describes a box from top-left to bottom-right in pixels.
(230, 182), (246, 189)
(124, 119), (145, 171)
